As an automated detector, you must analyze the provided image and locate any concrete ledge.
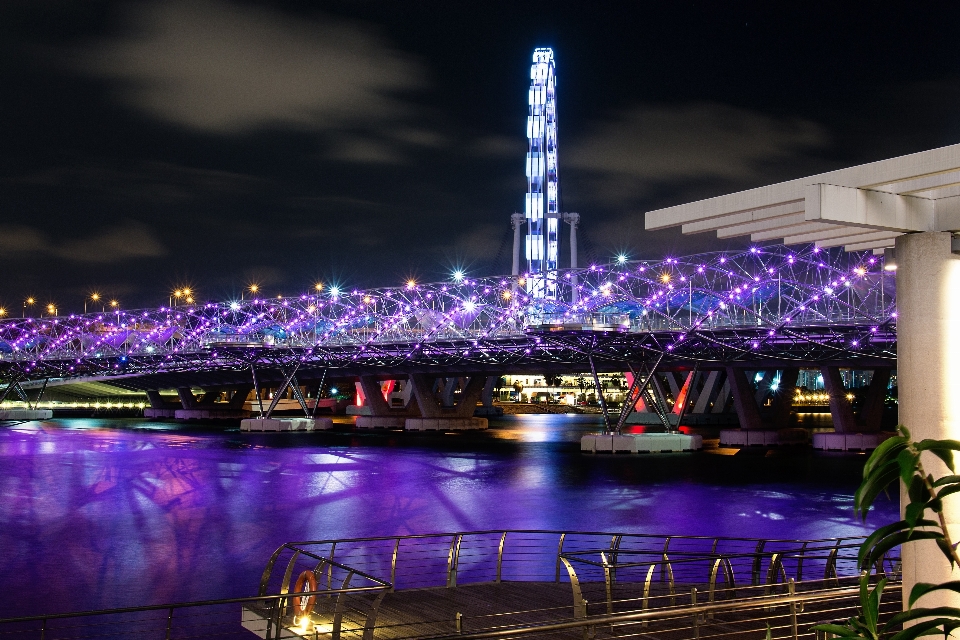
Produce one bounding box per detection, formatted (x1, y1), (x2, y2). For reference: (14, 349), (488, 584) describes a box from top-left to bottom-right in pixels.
(0, 409), (53, 421)
(720, 429), (812, 447)
(582, 433), (703, 453)
(405, 417), (488, 431)
(144, 408), (178, 419)
(346, 405), (372, 416)
(720, 430), (778, 447)
(812, 432), (893, 451)
(175, 409), (250, 420)
(240, 418), (333, 432)
(356, 416), (406, 429)
(474, 406), (504, 417)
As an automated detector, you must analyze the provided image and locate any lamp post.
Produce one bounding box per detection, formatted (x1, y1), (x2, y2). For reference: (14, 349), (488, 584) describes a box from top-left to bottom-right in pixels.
(243, 284), (259, 301)
(23, 297), (34, 317)
(0, 307), (7, 318)
(87, 293), (101, 314)
(46, 303), (57, 317)
(171, 289), (183, 307)
(110, 300), (119, 314)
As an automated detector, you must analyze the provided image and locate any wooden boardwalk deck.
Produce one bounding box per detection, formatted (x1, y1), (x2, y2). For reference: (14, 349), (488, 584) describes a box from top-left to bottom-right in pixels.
(244, 579), (889, 640)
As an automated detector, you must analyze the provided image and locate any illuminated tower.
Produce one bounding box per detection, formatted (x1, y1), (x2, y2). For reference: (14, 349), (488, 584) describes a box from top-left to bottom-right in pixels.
(524, 48), (559, 297)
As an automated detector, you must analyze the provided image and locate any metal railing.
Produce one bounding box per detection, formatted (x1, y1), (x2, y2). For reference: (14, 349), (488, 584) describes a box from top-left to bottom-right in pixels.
(0, 530), (899, 640)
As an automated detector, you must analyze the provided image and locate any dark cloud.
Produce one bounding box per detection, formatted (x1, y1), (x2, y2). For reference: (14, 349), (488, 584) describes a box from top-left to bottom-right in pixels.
(77, 0), (425, 134)
(0, 222), (167, 263)
(567, 103), (829, 208)
(7, 161), (268, 203)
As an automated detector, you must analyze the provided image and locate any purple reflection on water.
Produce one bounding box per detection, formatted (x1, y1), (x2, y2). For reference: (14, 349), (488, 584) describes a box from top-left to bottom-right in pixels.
(0, 416), (896, 616)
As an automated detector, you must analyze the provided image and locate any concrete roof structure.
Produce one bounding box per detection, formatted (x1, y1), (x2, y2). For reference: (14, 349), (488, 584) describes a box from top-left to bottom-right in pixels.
(645, 143), (960, 253)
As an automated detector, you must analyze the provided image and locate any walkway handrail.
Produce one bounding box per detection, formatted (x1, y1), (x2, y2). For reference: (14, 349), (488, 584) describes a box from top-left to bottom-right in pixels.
(0, 585), (387, 625)
(419, 581), (899, 640)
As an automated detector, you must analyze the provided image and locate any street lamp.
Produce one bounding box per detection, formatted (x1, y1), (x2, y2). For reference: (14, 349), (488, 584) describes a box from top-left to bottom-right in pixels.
(0, 307), (7, 318)
(23, 297), (34, 317)
(87, 292), (101, 314)
(171, 289), (183, 307)
(110, 300), (119, 313)
(46, 303), (57, 317)
(243, 284), (259, 301)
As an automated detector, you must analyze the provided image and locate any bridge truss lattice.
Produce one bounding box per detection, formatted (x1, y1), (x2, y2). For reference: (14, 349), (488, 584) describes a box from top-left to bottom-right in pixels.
(0, 245), (896, 385)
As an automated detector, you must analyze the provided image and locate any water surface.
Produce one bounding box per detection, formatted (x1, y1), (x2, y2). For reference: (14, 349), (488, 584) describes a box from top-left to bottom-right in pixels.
(0, 416), (896, 616)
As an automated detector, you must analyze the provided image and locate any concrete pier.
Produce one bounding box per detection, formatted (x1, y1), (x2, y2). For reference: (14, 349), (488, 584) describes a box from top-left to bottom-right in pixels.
(240, 417), (333, 432)
(405, 417), (488, 431)
(581, 433), (702, 453)
(175, 409), (250, 420)
(0, 409), (53, 421)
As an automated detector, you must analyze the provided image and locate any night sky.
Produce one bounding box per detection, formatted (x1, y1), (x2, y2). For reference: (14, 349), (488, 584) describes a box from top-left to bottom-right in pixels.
(4, 1), (960, 312)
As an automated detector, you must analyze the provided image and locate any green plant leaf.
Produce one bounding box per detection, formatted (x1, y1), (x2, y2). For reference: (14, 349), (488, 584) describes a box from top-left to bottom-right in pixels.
(864, 576), (885, 631)
(889, 618), (960, 640)
(932, 474), (960, 487)
(898, 424), (911, 439)
(862, 435), (908, 480)
(908, 581), (960, 607)
(887, 606), (960, 628)
(898, 448), (920, 485)
(937, 484), (960, 501)
(865, 530), (943, 570)
(916, 439), (960, 472)
(936, 537), (957, 566)
(908, 474), (927, 503)
(856, 462), (902, 520)
(858, 519), (937, 569)
(905, 501), (927, 531)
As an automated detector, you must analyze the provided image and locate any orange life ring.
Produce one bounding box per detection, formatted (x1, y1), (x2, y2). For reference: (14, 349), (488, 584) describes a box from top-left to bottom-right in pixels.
(292, 570), (318, 617)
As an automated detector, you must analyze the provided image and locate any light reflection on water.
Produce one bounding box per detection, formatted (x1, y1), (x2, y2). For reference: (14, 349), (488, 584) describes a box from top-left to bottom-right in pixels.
(0, 417), (897, 616)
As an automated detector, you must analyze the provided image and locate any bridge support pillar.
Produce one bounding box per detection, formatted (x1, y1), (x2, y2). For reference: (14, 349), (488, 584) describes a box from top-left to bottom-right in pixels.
(896, 232), (960, 611)
(769, 368), (800, 428)
(726, 367), (763, 430)
(146, 390), (172, 410)
(405, 374), (488, 430)
(820, 366), (857, 433)
(353, 376), (418, 428)
(481, 376), (496, 407)
(176, 387), (197, 410)
(227, 386), (253, 410)
(859, 368), (891, 432)
(144, 389), (179, 419)
(358, 376), (392, 415)
(692, 371), (720, 414)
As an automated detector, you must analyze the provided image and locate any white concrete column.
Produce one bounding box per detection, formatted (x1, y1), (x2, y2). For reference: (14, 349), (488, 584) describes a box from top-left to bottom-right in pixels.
(896, 232), (960, 610)
(511, 213), (525, 276)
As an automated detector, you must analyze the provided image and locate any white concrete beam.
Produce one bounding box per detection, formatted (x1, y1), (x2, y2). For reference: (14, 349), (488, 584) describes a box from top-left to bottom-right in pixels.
(805, 183), (935, 233)
(867, 169), (960, 195)
(781, 225), (870, 245)
(815, 230), (902, 249)
(934, 195), (960, 231)
(751, 222), (834, 242)
(715, 212), (809, 238)
(842, 236), (901, 252)
(680, 201), (803, 234)
(646, 143), (960, 231)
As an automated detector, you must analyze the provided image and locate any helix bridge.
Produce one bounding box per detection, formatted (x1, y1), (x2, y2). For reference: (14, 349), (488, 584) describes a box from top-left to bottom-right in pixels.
(0, 245), (896, 387)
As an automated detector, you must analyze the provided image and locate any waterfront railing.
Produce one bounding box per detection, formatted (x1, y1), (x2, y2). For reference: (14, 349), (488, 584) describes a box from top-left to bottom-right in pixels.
(0, 530), (900, 640)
